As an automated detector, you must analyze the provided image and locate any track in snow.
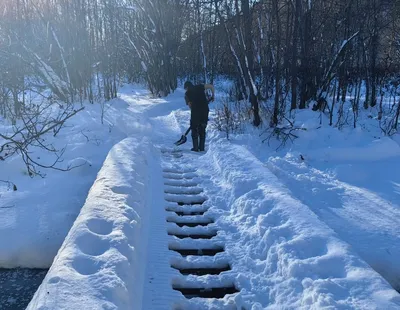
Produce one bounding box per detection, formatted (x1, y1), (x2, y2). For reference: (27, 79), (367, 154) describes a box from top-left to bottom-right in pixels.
(161, 149), (239, 307)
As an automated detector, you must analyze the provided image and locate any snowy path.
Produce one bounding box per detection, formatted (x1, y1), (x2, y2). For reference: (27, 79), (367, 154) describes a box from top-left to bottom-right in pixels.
(142, 148), (239, 310)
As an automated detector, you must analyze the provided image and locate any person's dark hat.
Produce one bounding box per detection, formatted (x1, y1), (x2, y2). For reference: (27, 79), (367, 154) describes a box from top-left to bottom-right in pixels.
(184, 81), (194, 90)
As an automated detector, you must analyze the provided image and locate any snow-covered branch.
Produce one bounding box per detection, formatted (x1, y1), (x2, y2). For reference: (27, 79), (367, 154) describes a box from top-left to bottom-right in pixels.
(0, 102), (84, 176)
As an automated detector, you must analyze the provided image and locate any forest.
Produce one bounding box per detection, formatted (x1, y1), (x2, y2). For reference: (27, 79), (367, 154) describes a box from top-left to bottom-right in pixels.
(1, 0), (400, 171)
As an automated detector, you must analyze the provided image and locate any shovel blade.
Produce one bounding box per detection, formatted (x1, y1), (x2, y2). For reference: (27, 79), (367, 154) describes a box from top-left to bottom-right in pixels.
(174, 135), (187, 146)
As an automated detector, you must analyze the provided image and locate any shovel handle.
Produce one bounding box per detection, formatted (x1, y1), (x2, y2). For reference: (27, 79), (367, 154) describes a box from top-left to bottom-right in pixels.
(184, 126), (191, 136)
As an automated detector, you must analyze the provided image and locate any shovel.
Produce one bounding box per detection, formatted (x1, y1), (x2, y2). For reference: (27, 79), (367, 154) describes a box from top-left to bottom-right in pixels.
(174, 126), (191, 146)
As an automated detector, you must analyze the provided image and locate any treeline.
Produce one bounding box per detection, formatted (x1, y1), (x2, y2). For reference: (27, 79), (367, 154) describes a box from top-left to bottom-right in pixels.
(179, 0), (400, 129)
(1, 0), (400, 129)
(0, 0), (189, 117)
(0, 0), (192, 174)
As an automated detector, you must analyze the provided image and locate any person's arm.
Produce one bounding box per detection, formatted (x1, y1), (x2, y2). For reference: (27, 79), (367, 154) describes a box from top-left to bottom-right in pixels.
(185, 93), (192, 109)
(204, 84), (215, 102)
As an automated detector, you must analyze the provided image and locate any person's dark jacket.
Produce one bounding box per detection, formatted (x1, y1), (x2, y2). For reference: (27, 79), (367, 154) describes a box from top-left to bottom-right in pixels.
(185, 84), (209, 125)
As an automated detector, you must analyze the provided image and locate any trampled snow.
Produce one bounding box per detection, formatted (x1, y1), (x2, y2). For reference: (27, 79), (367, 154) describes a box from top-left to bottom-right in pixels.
(1, 82), (400, 309)
(195, 138), (400, 309)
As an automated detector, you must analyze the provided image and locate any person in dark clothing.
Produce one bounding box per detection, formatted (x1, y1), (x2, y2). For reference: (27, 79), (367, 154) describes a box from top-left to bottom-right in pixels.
(184, 81), (215, 152)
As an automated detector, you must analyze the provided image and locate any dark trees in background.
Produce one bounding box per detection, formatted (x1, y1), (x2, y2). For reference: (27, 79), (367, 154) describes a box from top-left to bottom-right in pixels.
(179, 0), (400, 130)
(1, 0), (400, 132)
(122, 0), (188, 97)
(0, 0), (189, 108)
(211, 0), (261, 126)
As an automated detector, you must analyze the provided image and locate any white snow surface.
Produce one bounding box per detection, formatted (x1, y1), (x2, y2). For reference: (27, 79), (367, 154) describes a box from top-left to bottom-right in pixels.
(0, 85), (149, 268)
(2, 82), (400, 309)
(195, 139), (400, 309)
(27, 137), (155, 310)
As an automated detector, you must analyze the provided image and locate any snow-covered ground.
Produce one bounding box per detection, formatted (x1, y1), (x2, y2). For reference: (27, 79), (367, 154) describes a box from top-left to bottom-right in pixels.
(263, 111), (400, 293)
(27, 136), (157, 310)
(0, 86), (149, 268)
(1, 82), (400, 309)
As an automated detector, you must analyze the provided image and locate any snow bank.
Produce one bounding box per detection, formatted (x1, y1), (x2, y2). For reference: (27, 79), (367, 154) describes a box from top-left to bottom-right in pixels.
(26, 137), (156, 310)
(0, 95), (147, 268)
(194, 137), (400, 309)
(261, 107), (400, 292)
(290, 109), (400, 162)
(305, 135), (400, 162)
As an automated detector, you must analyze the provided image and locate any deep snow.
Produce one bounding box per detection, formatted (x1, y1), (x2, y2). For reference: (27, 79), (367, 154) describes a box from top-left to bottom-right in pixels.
(1, 82), (400, 309)
(261, 109), (400, 292)
(0, 87), (147, 268)
(27, 136), (156, 310)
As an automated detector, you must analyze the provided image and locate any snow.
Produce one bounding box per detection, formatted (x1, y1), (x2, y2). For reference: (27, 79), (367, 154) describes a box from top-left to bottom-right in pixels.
(27, 136), (156, 310)
(193, 138), (400, 309)
(290, 110), (400, 162)
(262, 109), (400, 294)
(2, 82), (400, 309)
(0, 86), (147, 268)
(141, 61), (148, 72)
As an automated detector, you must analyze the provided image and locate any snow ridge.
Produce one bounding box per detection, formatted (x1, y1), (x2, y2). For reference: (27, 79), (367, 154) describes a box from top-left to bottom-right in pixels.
(26, 137), (155, 310)
(192, 137), (400, 309)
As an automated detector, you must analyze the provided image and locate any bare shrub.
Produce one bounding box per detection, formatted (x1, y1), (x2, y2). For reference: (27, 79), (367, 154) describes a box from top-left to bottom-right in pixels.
(0, 97), (84, 176)
(212, 98), (249, 139)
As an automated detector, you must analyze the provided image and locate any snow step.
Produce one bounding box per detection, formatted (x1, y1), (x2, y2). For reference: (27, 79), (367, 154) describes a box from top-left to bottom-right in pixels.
(169, 247), (224, 257)
(164, 188), (204, 195)
(177, 201), (205, 206)
(163, 175), (192, 180)
(163, 173), (196, 180)
(164, 180), (198, 187)
(162, 168), (196, 174)
(165, 194), (207, 205)
(163, 154), (183, 159)
(171, 265), (231, 276)
(160, 157), (239, 302)
(167, 220), (213, 227)
(167, 214), (213, 223)
(161, 149), (182, 154)
(161, 149), (183, 159)
(172, 286), (238, 299)
(165, 203), (208, 211)
(172, 210), (207, 216)
(168, 232), (217, 239)
(169, 238), (223, 248)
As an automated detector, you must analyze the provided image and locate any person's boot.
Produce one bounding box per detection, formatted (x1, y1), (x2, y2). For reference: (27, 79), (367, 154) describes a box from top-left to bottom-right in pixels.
(191, 136), (199, 152)
(199, 136), (205, 152)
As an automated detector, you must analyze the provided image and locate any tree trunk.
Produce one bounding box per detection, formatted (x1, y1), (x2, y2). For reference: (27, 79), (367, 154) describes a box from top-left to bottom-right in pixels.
(291, 0), (301, 110)
(299, 10), (311, 109)
(272, 0), (281, 126)
(242, 0), (261, 126)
